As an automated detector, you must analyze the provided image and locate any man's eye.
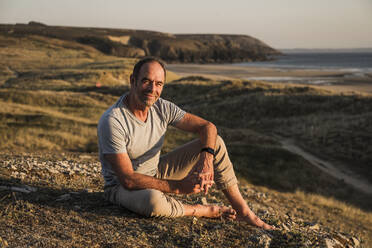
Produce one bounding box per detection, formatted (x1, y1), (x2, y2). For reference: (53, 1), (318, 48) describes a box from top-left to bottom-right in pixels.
(156, 82), (163, 87)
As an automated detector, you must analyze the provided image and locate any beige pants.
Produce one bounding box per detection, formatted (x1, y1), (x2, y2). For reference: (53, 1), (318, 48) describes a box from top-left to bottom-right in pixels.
(104, 135), (238, 217)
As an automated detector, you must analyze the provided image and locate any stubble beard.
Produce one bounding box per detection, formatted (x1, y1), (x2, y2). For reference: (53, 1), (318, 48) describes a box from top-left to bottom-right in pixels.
(139, 91), (159, 107)
(131, 80), (161, 108)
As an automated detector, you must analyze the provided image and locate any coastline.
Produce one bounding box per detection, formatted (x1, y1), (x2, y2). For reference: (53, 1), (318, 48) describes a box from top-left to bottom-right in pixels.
(167, 64), (372, 95)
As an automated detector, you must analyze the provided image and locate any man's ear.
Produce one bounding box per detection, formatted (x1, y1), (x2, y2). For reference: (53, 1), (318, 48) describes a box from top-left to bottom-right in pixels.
(130, 74), (135, 87)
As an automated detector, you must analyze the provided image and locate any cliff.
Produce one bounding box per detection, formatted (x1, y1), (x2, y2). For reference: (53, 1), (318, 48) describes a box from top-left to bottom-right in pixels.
(0, 21), (280, 63)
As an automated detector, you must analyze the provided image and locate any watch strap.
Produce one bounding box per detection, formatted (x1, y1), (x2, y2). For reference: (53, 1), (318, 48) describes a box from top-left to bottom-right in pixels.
(201, 147), (215, 156)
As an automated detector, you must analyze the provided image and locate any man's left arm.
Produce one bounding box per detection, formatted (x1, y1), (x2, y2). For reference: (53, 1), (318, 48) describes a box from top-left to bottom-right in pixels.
(174, 113), (217, 194)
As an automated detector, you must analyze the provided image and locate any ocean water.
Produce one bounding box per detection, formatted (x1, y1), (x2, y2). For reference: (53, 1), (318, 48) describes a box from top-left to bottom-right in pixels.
(236, 52), (372, 71)
(233, 52), (372, 84)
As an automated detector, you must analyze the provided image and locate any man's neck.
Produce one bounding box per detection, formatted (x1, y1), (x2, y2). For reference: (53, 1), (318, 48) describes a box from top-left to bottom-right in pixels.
(125, 93), (149, 122)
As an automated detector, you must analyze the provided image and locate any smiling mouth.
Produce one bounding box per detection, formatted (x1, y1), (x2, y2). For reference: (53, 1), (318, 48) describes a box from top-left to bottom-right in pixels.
(144, 91), (157, 97)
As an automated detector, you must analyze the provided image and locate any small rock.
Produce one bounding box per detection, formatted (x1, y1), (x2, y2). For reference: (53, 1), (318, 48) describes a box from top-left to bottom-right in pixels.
(257, 192), (267, 199)
(309, 223), (320, 230)
(281, 223), (290, 231)
(350, 237), (360, 247)
(192, 217), (198, 224)
(333, 233), (356, 247)
(18, 172), (26, 180)
(48, 168), (59, 174)
(336, 233), (348, 241)
(79, 154), (92, 159)
(0, 237), (8, 247)
(325, 238), (342, 248)
(305, 222), (320, 230)
(258, 233), (272, 248)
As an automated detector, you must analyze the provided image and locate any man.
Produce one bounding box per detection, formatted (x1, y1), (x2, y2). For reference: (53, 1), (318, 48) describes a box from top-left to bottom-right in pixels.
(97, 57), (274, 229)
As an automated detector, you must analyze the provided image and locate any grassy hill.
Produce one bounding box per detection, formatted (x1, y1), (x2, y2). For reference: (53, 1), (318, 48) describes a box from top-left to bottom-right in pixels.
(0, 33), (371, 247)
(0, 21), (280, 63)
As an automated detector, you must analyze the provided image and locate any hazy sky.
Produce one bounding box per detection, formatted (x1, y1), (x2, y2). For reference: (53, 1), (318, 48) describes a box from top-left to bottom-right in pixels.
(1, 0), (372, 49)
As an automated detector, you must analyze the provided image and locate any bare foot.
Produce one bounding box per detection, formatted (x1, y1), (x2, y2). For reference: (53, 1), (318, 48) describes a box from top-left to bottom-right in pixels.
(185, 204), (236, 219)
(207, 205), (236, 219)
(236, 214), (275, 230)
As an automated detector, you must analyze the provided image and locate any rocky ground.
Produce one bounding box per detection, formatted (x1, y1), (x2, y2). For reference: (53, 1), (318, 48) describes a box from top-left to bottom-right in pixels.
(0, 153), (364, 248)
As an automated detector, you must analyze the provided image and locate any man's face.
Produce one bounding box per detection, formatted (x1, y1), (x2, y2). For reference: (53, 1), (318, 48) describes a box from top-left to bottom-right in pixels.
(131, 62), (165, 108)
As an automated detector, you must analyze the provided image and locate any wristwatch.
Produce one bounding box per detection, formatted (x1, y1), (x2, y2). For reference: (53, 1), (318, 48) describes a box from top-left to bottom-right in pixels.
(201, 147), (215, 156)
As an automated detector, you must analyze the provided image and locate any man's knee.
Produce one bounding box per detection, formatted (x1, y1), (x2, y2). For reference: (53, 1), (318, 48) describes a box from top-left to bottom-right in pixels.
(145, 190), (170, 217)
(144, 190), (183, 217)
(112, 187), (168, 217)
(112, 186), (183, 218)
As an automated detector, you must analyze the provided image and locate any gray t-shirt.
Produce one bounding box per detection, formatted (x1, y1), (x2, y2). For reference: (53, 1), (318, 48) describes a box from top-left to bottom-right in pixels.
(97, 93), (186, 187)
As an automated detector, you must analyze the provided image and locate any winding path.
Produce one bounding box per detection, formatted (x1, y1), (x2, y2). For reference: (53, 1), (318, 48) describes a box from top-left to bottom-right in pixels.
(279, 138), (372, 195)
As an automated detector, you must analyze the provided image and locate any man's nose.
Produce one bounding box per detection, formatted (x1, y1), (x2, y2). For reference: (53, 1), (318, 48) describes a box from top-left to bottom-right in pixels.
(147, 81), (155, 91)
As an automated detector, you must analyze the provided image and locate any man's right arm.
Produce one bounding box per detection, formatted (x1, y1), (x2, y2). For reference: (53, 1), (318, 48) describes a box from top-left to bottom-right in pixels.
(104, 153), (201, 195)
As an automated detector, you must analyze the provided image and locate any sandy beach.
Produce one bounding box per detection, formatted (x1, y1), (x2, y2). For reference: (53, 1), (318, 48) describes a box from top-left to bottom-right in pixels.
(168, 64), (372, 95)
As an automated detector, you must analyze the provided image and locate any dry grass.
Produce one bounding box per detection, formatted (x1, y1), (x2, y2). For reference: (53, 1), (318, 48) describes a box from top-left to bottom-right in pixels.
(1, 33), (372, 247)
(294, 190), (372, 223)
(163, 78), (372, 182)
(292, 190), (372, 243)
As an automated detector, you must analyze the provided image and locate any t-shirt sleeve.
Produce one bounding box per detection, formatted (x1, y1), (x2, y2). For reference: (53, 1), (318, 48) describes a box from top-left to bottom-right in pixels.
(160, 99), (186, 126)
(97, 114), (127, 154)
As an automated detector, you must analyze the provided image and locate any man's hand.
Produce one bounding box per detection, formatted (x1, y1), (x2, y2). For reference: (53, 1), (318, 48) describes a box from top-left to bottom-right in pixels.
(173, 112), (217, 195)
(176, 152), (214, 195)
(195, 152), (214, 194)
(176, 173), (203, 195)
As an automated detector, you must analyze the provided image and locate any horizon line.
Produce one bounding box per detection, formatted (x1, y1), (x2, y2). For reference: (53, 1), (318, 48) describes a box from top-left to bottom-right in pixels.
(2, 21), (372, 51)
